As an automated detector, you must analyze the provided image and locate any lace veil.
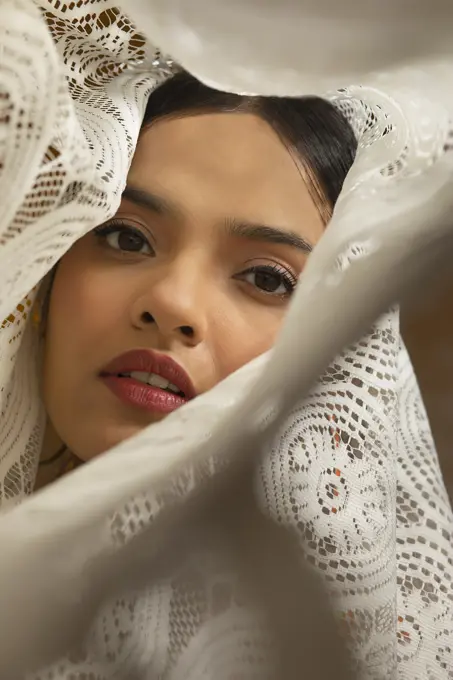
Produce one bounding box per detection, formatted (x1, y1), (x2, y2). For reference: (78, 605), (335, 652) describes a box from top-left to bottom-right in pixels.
(2, 1), (453, 678)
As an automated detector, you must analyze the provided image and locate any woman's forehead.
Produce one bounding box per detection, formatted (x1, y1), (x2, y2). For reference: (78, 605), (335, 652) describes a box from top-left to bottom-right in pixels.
(127, 112), (322, 231)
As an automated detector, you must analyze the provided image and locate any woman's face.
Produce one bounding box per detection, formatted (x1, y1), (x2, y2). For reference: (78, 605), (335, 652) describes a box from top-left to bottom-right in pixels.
(43, 112), (324, 460)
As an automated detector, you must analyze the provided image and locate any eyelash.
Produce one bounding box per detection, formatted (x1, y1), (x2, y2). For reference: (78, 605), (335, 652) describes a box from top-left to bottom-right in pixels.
(238, 263), (298, 298)
(94, 220), (153, 255)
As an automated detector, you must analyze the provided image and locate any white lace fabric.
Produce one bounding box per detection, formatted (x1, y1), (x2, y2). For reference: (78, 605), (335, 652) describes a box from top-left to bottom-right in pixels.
(1, 1), (453, 678)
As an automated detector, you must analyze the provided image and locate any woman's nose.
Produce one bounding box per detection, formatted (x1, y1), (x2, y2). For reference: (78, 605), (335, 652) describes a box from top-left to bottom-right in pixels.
(129, 259), (209, 346)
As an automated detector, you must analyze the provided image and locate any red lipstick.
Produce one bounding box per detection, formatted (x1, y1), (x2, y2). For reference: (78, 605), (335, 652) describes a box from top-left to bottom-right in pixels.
(100, 349), (196, 415)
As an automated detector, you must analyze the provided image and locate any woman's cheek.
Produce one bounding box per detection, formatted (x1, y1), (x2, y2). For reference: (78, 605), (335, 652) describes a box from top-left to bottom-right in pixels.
(51, 253), (128, 347)
(211, 305), (282, 382)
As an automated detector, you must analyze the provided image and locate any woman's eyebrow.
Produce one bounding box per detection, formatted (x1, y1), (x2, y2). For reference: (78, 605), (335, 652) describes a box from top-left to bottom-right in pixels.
(225, 218), (313, 253)
(122, 185), (182, 217)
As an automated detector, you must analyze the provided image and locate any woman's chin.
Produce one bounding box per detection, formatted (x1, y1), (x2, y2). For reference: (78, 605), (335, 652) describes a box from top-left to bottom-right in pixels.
(73, 417), (163, 463)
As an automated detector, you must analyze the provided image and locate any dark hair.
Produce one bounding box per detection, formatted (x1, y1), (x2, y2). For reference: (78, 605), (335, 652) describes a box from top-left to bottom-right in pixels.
(142, 71), (357, 218)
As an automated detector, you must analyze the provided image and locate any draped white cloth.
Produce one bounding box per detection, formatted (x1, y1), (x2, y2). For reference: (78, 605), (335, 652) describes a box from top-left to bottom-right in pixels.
(1, 1), (453, 678)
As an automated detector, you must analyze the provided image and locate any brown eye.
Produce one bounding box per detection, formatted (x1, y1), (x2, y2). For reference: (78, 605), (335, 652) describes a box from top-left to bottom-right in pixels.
(253, 269), (286, 293)
(236, 264), (297, 297)
(95, 222), (153, 255)
(109, 229), (149, 253)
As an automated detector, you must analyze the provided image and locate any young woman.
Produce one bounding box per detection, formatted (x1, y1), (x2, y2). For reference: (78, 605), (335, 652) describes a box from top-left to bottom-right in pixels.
(3, 33), (453, 680)
(37, 71), (357, 485)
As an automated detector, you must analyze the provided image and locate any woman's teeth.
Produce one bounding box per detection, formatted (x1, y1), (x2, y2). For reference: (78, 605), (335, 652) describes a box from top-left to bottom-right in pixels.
(118, 371), (183, 395)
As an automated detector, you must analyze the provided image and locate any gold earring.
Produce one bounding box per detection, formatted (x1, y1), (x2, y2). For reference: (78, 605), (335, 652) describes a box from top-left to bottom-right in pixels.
(32, 305), (41, 330)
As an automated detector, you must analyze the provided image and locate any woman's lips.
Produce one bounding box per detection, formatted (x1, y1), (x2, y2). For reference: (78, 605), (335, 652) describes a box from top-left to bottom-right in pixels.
(101, 375), (187, 414)
(99, 348), (196, 415)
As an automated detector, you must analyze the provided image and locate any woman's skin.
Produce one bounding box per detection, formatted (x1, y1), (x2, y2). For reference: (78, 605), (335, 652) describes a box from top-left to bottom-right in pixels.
(42, 112), (325, 463)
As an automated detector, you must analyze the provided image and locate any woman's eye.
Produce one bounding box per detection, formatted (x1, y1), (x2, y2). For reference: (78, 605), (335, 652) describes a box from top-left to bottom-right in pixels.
(95, 222), (153, 255)
(238, 265), (297, 297)
(106, 229), (151, 254)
